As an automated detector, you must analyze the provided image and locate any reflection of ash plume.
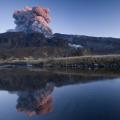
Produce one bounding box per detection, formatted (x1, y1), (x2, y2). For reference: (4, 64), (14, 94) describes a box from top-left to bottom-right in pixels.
(16, 83), (54, 116)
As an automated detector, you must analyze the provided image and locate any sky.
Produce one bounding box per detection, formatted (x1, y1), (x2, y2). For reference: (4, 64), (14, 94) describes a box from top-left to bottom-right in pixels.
(0, 0), (120, 37)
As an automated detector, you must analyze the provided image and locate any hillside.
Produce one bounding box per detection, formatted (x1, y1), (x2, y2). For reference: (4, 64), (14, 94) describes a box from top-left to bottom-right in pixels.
(0, 32), (120, 59)
(0, 32), (81, 58)
(54, 33), (120, 54)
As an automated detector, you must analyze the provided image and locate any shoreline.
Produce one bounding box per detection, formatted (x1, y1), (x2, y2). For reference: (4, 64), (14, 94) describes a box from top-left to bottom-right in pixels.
(0, 54), (120, 70)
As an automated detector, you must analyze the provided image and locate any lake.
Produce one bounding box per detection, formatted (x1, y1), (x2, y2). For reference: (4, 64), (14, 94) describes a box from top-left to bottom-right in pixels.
(0, 68), (120, 120)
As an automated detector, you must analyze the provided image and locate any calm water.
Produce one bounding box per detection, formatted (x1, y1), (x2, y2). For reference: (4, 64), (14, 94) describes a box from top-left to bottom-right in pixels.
(0, 69), (120, 120)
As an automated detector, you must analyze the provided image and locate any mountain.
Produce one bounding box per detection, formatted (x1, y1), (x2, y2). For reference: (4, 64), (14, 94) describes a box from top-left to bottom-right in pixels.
(0, 32), (120, 59)
(54, 33), (120, 54)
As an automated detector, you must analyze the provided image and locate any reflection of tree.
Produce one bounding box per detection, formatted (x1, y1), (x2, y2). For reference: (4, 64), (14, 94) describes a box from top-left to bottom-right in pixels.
(16, 83), (54, 116)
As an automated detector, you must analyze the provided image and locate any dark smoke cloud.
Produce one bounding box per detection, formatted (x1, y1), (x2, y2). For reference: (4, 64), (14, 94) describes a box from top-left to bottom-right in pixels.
(12, 6), (52, 37)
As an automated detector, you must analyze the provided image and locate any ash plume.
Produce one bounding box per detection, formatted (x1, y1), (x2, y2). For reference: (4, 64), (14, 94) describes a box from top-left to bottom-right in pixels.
(12, 6), (52, 37)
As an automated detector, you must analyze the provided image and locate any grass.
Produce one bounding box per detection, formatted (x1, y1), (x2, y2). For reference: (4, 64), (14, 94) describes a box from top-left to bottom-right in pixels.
(0, 54), (120, 63)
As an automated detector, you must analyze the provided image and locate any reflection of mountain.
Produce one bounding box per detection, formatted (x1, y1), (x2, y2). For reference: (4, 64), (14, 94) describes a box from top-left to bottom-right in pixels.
(16, 83), (54, 116)
(0, 69), (116, 116)
(0, 69), (115, 91)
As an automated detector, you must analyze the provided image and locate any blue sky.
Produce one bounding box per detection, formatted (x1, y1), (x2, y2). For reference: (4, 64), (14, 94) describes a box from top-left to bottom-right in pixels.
(0, 0), (120, 37)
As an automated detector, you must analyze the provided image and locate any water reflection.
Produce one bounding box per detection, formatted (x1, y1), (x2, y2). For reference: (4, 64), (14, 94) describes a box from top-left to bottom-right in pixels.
(16, 83), (54, 116)
(0, 69), (118, 117)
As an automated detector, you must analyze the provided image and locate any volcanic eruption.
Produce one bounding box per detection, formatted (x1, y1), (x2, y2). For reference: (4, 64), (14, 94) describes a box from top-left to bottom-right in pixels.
(12, 6), (52, 37)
